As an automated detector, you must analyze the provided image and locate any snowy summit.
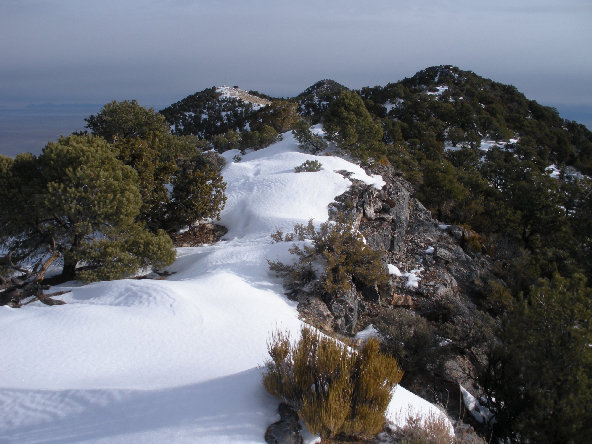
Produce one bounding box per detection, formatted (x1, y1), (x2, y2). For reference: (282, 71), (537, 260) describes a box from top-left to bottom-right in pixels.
(0, 132), (451, 443)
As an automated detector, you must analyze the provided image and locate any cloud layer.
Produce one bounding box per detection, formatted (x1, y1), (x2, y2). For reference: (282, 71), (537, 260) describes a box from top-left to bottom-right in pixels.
(1, 0), (590, 108)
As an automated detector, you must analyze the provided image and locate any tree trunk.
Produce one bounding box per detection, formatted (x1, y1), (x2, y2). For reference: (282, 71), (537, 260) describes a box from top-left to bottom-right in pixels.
(61, 256), (77, 281)
(61, 235), (80, 281)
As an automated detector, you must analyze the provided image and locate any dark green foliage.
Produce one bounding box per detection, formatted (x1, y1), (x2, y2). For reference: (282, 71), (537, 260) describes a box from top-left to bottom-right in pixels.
(294, 160), (322, 173)
(360, 65), (591, 173)
(292, 119), (328, 154)
(113, 133), (178, 230)
(86, 100), (227, 233)
(211, 130), (241, 152)
(323, 90), (386, 160)
(263, 326), (403, 439)
(75, 226), (175, 282)
(296, 79), (349, 123)
(0, 153), (42, 243)
(250, 100), (299, 134)
(160, 87), (257, 138)
(85, 99), (170, 141)
(417, 159), (468, 221)
(165, 155), (227, 232)
(239, 124), (279, 150)
(374, 309), (437, 377)
(268, 219), (388, 298)
(0, 134), (175, 282)
(482, 274), (592, 442)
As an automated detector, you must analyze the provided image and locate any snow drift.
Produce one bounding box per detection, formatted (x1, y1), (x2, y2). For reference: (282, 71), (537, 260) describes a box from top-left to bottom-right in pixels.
(0, 132), (451, 443)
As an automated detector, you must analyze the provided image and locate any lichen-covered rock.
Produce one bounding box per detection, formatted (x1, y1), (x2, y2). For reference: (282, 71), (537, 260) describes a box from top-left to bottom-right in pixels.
(297, 296), (334, 332)
(329, 283), (359, 334)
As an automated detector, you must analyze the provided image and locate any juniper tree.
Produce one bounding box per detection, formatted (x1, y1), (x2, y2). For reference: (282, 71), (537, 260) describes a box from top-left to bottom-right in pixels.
(165, 154), (227, 232)
(482, 274), (592, 442)
(292, 119), (328, 154)
(86, 100), (227, 232)
(323, 90), (385, 160)
(85, 99), (170, 141)
(0, 134), (175, 283)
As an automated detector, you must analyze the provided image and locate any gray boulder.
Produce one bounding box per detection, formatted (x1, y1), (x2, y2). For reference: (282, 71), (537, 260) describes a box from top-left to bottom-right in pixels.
(265, 403), (303, 444)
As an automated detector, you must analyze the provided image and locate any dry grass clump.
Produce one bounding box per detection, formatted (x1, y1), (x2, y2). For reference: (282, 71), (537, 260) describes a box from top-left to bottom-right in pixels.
(263, 326), (403, 440)
(395, 412), (454, 444)
(388, 412), (485, 444)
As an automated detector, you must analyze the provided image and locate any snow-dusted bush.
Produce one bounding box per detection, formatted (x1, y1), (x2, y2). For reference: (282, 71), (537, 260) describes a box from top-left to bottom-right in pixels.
(292, 119), (328, 154)
(263, 326), (403, 440)
(268, 219), (388, 297)
(294, 160), (322, 173)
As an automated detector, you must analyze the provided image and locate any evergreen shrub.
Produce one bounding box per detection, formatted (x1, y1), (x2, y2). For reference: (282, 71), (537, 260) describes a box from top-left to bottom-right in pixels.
(263, 326), (403, 440)
(268, 219), (388, 297)
(294, 160), (322, 173)
(292, 119), (328, 154)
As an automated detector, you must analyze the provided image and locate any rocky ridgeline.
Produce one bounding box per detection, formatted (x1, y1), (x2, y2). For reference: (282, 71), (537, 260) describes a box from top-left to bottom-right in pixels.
(296, 164), (497, 417)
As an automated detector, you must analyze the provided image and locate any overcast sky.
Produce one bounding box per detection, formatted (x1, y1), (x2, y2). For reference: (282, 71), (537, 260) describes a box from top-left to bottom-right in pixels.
(1, 0), (591, 110)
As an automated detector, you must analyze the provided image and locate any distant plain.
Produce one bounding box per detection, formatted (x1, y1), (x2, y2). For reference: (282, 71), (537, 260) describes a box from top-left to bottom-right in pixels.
(0, 104), (100, 157)
(1, 102), (591, 158)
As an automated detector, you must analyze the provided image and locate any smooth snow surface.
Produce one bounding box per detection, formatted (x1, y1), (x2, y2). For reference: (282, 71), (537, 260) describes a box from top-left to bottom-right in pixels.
(388, 386), (454, 435)
(0, 132), (444, 443)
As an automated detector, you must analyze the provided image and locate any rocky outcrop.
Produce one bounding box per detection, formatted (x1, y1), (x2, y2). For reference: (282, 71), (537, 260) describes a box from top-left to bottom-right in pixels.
(328, 282), (360, 334)
(299, 163), (497, 417)
(265, 403), (303, 444)
(297, 296), (334, 332)
(329, 164), (494, 319)
(297, 278), (363, 335)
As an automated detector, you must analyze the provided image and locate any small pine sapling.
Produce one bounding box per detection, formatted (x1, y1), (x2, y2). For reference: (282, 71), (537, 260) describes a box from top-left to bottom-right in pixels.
(294, 160), (322, 173)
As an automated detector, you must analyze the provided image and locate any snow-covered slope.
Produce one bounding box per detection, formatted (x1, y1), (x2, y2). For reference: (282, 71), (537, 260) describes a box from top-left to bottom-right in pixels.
(0, 133), (451, 443)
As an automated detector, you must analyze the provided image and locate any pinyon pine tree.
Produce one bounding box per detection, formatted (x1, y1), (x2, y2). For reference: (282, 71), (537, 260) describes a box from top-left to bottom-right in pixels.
(323, 90), (385, 160)
(0, 134), (175, 283)
(86, 100), (227, 232)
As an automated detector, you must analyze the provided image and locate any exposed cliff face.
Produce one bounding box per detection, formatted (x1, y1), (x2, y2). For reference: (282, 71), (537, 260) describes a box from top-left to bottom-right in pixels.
(297, 163), (497, 419)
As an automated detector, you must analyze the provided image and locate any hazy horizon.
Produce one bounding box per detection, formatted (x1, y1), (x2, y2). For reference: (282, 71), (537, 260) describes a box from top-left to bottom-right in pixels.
(1, 1), (590, 106)
(1, 0), (591, 156)
(1, 77), (591, 158)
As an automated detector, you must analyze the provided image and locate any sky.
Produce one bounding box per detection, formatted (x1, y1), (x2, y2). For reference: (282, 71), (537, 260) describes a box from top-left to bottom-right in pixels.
(1, 0), (590, 109)
(0, 0), (591, 157)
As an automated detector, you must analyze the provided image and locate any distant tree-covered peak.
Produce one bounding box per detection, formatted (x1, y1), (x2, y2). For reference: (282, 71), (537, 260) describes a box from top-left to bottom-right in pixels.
(159, 86), (272, 139)
(296, 79), (349, 98)
(295, 79), (349, 123)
